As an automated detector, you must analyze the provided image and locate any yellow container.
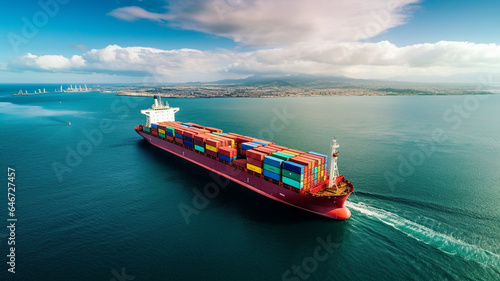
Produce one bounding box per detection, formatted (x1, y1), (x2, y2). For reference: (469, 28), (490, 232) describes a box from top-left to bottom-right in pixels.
(282, 150), (298, 155)
(246, 163), (263, 174)
(206, 144), (218, 152)
(158, 129), (165, 134)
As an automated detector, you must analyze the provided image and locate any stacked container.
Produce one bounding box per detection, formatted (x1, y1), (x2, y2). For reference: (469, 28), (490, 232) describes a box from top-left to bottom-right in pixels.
(263, 155), (284, 181)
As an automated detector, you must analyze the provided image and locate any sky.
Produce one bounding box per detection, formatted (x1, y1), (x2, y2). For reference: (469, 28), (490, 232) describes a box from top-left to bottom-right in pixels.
(1, 0), (500, 83)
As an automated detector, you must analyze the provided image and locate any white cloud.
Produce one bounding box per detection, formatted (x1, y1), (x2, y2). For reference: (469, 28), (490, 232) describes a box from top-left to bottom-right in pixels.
(107, 6), (172, 22)
(19, 53), (86, 70)
(108, 0), (420, 46)
(9, 41), (500, 82)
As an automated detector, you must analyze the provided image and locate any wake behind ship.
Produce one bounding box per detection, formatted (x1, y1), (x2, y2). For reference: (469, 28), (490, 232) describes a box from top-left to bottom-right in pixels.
(135, 96), (354, 219)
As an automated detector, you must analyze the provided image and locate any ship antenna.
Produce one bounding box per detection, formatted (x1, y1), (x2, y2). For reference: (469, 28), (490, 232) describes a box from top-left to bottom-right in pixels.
(328, 137), (340, 189)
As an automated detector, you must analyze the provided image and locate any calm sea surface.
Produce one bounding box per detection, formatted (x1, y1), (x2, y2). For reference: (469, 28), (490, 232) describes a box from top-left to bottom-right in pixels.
(0, 84), (499, 281)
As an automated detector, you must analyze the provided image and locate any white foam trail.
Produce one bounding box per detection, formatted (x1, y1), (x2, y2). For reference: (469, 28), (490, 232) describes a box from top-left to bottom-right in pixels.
(0, 102), (85, 116)
(346, 201), (500, 270)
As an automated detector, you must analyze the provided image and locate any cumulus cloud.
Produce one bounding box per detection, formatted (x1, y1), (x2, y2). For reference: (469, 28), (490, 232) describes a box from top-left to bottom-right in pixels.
(9, 41), (500, 82)
(108, 0), (420, 46)
(18, 53), (86, 70)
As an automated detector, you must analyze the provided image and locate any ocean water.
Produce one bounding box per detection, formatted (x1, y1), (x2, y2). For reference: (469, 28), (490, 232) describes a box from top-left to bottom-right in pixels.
(0, 84), (499, 281)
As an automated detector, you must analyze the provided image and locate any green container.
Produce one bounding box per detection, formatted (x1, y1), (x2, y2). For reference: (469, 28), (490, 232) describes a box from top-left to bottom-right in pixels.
(195, 145), (205, 153)
(282, 169), (304, 181)
(144, 127), (151, 133)
(314, 167), (318, 173)
(271, 152), (292, 161)
(159, 133), (166, 138)
(263, 164), (281, 174)
(212, 132), (227, 136)
(282, 176), (304, 189)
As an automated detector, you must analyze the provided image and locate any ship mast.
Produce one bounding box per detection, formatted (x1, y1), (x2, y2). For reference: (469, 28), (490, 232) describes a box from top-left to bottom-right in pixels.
(328, 138), (340, 188)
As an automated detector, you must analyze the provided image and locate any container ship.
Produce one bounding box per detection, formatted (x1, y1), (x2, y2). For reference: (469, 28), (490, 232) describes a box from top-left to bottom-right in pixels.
(135, 96), (354, 220)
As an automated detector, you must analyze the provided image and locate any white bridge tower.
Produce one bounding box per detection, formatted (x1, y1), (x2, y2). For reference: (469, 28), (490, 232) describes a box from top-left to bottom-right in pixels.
(328, 138), (340, 188)
(141, 96), (180, 127)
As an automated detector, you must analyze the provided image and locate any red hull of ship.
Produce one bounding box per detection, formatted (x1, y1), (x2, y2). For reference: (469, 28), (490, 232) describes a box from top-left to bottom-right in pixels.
(136, 128), (352, 220)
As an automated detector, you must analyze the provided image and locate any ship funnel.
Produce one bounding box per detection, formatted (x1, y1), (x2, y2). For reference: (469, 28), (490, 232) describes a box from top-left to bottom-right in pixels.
(154, 95), (159, 108)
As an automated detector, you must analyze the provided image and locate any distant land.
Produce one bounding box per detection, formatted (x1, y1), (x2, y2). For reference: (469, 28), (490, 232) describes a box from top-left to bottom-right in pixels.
(9, 74), (497, 98)
(114, 74), (496, 98)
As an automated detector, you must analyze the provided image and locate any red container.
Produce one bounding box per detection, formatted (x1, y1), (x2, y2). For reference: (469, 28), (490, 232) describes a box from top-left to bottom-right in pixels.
(194, 134), (210, 143)
(247, 157), (262, 167)
(218, 146), (237, 158)
(268, 144), (287, 150)
(166, 136), (174, 141)
(206, 149), (218, 157)
(194, 140), (205, 147)
(175, 138), (184, 144)
(241, 149), (247, 157)
(246, 150), (267, 161)
(206, 139), (221, 148)
(184, 131), (197, 138)
(254, 146), (279, 154)
(204, 127), (223, 133)
(236, 136), (253, 144)
(233, 159), (247, 168)
(286, 148), (305, 155)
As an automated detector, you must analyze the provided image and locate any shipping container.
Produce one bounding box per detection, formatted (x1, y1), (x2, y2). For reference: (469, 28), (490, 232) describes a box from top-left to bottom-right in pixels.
(218, 154), (233, 162)
(151, 123), (158, 129)
(263, 155), (284, 167)
(175, 138), (183, 144)
(282, 176), (304, 189)
(144, 127), (151, 133)
(195, 145), (205, 153)
(246, 163), (263, 174)
(206, 144), (218, 153)
(263, 163), (281, 174)
(185, 141), (194, 148)
(175, 133), (183, 139)
(206, 149), (218, 158)
(283, 161), (305, 174)
(263, 170), (281, 181)
(282, 169), (304, 181)
(247, 157), (262, 167)
(218, 146), (237, 158)
(159, 132), (166, 138)
(233, 159), (246, 168)
(241, 142), (260, 151)
(206, 139), (221, 148)
(246, 149), (267, 161)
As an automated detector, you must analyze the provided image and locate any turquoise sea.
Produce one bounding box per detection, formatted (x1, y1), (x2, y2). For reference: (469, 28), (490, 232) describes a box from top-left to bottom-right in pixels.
(0, 84), (499, 280)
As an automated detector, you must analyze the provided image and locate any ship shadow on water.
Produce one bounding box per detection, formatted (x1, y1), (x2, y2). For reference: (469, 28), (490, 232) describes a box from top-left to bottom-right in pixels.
(136, 139), (344, 225)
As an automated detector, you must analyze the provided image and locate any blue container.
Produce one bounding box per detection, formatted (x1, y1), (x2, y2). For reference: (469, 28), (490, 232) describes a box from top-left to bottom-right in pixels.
(184, 136), (193, 143)
(218, 154), (232, 162)
(251, 140), (268, 146)
(263, 170), (281, 181)
(263, 156), (284, 168)
(181, 124), (192, 127)
(175, 133), (183, 139)
(185, 141), (194, 148)
(151, 123), (158, 129)
(308, 151), (327, 160)
(166, 131), (174, 137)
(283, 161), (305, 174)
(241, 142), (259, 150)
